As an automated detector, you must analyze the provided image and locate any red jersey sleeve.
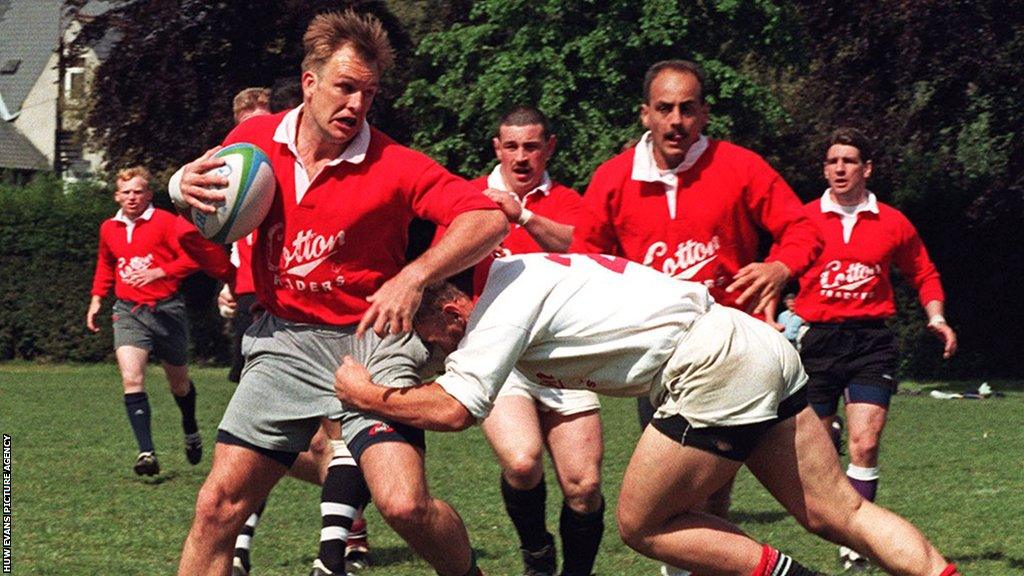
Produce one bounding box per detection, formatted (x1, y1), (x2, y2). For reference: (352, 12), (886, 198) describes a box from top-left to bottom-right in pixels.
(91, 223), (116, 297)
(160, 220), (201, 280)
(407, 160), (499, 226)
(572, 160), (624, 254)
(744, 159), (822, 276)
(891, 213), (945, 306)
(175, 215), (235, 284)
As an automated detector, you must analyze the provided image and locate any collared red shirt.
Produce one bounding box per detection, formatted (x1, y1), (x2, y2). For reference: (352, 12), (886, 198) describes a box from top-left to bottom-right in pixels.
(631, 132), (709, 219)
(819, 189), (879, 243)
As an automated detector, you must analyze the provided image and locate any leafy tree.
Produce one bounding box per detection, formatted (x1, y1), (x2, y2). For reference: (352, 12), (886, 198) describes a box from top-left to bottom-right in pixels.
(67, 0), (413, 176)
(398, 0), (805, 189)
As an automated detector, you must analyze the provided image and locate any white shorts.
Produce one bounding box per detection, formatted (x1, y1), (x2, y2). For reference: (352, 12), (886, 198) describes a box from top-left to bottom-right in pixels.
(496, 368), (601, 416)
(654, 305), (807, 427)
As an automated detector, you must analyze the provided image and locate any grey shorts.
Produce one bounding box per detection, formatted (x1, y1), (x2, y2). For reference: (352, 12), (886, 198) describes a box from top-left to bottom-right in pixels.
(112, 296), (189, 366)
(218, 313), (430, 457)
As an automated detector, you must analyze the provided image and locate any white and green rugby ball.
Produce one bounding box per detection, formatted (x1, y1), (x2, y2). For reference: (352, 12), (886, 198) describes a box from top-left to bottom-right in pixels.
(179, 143), (275, 244)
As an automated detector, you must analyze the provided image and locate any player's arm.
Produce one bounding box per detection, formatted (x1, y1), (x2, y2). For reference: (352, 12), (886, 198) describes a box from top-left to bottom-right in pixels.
(87, 232), (115, 333)
(923, 300), (957, 359)
(894, 221), (956, 359)
(334, 355), (475, 431)
(482, 188), (574, 252)
(357, 208), (506, 337)
(570, 176), (621, 254)
(167, 146), (229, 214)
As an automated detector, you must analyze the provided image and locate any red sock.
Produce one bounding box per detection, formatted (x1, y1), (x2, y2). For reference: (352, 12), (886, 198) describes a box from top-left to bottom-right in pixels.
(939, 564), (960, 576)
(751, 545), (778, 576)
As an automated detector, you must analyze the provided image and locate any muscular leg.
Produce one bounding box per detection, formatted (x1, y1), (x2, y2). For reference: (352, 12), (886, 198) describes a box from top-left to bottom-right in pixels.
(482, 395), (553, 551)
(179, 443), (288, 576)
(359, 441), (474, 576)
(747, 407), (948, 576)
(617, 426), (758, 576)
(544, 408), (604, 576)
(844, 401), (888, 501)
(117, 346), (154, 453)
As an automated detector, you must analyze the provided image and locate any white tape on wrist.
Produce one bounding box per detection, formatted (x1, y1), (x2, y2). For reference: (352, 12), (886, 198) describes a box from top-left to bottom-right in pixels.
(517, 207), (534, 226)
(928, 315), (947, 327)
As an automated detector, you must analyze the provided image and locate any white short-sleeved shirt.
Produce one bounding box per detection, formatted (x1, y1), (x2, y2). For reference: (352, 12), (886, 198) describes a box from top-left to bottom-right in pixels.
(435, 253), (713, 419)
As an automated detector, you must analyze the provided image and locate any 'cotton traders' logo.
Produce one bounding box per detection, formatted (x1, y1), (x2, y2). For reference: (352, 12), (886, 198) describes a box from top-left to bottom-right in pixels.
(818, 259), (881, 300)
(265, 224), (347, 293)
(117, 254), (154, 279)
(643, 236), (720, 280)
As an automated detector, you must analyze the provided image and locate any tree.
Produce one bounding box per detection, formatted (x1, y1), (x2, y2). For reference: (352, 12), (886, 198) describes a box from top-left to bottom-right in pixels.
(398, 0), (804, 190)
(68, 0), (413, 177)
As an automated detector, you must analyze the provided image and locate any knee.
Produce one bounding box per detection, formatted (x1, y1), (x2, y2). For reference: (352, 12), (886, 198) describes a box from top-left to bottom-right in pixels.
(562, 475), (602, 513)
(307, 433), (330, 462)
(169, 378), (191, 397)
(192, 482), (249, 542)
(121, 373), (144, 392)
(375, 490), (430, 528)
(503, 453), (544, 489)
(615, 500), (652, 554)
(799, 498), (860, 541)
(848, 431), (881, 463)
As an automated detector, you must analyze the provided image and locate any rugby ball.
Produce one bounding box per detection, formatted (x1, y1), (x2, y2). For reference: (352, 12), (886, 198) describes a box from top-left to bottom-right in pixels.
(180, 143), (275, 244)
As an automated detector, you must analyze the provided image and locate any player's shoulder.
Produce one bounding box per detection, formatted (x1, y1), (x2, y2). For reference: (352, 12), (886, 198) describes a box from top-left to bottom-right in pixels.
(468, 175), (489, 190)
(548, 180), (580, 197)
(874, 200), (916, 228)
(709, 139), (774, 170)
(588, 148), (635, 191)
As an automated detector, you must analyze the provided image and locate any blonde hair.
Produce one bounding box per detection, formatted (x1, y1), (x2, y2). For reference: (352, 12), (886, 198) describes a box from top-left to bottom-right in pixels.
(233, 87), (271, 120)
(115, 166), (152, 188)
(301, 10), (394, 74)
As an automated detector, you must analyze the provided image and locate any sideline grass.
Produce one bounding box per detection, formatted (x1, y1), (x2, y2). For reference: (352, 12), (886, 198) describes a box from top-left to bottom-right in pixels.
(1, 363), (1022, 575)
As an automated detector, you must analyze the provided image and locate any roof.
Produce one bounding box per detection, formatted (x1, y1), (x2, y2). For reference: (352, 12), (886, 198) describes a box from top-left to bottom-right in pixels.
(0, 119), (50, 170)
(0, 0), (62, 118)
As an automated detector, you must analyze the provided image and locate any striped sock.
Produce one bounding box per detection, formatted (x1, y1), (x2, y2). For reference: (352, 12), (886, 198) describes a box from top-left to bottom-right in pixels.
(233, 499), (266, 572)
(939, 564), (960, 576)
(318, 442), (370, 573)
(751, 544), (818, 576)
(847, 464), (879, 502)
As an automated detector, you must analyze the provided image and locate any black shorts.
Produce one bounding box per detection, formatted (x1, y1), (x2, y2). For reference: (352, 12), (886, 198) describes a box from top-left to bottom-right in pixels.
(651, 387), (808, 461)
(799, 322), (899, 413)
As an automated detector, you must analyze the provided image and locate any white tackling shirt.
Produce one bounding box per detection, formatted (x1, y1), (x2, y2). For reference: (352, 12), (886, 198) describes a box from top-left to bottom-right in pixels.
(435, 253), (713, 419)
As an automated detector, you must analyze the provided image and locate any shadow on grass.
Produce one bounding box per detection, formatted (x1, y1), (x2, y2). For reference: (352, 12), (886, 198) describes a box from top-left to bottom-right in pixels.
(945, 550), (1024, 569)
(728, 509), (788, 524)
(364, 545), (494, 568)
(138, 470), (180, 485)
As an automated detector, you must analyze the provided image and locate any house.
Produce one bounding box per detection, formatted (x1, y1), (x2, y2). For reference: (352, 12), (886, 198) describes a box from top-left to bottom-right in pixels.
(0, 0), (114, 183)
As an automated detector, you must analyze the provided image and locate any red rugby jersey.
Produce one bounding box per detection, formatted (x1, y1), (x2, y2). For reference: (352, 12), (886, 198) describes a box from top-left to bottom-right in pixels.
(232, 233), (256, 296)
(793, 197), (944, 322)
(174, 215), (235, 285)
(223, 110), (499, 326)
(92, 206), (199, 305)
(434, 173), (583, 295)
(572, 140), (821, 309)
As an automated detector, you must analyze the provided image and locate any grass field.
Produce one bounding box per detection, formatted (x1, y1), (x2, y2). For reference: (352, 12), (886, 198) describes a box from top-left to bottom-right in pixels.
(1, 362), (1023, 575)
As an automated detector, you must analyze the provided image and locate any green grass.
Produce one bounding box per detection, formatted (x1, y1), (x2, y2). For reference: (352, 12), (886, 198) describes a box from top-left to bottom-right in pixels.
(1, 363), (1022, 575)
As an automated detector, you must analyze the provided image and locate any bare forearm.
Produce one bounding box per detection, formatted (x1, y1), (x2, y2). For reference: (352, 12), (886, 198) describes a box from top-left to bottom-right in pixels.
(351, 382), (475, 432)
(523, 216), (574, 252)
(409, 210), (506, 285)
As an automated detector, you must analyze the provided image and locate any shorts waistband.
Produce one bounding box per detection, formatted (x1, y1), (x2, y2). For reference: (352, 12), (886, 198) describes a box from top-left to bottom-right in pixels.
(809, 319), (888, 330)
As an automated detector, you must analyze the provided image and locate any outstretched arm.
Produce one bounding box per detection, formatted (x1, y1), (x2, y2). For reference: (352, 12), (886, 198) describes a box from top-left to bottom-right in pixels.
(334, 356), (475, 432)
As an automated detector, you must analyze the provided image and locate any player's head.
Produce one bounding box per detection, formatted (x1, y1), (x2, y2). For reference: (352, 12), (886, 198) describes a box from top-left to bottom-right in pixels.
(300, 10), (393, 147)
(784, 293), (796, 311)
(823, 127), (874, 199)
(493, 106), (556, 196)
(640, 60), (710, 171)
(114, 166), (153, 218)
(414, 282), (474, 355)
(233, 87), (272, 125)
(270, 77), (304, 112)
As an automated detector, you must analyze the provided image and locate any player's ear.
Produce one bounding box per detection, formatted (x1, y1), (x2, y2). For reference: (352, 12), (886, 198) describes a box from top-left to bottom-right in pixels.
(640, 103), (651, 129)
(492, 137), (502, 158)
(863, 159), (873, 179)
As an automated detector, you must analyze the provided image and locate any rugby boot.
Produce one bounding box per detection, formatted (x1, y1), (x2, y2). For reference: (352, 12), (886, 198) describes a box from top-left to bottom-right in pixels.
(521, 534), (557, 576)
(345, 516), (370, 571)
(185, 431), (203, 465)
(133, 451), (160, 476)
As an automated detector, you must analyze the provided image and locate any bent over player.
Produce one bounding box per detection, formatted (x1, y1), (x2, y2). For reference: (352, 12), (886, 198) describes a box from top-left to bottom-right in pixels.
(336, 252), (961, 576)
(171, 10), (505, 576)
(793, 128), (957, 571)
(87, 166), (202, 476)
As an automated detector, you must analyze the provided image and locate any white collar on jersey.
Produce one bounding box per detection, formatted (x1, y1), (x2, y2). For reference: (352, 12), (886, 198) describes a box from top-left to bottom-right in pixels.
(820, 189), (879, 216)
(486, 164), (551, 202)
(631, 131), (708, 183)
(273, 104), (371, 167)
(113, 203), (155, 225)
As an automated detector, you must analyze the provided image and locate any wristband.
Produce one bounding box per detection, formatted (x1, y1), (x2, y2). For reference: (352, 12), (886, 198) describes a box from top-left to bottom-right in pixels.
(927, 315), (947, 327)
(517, 208), (534, 226)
